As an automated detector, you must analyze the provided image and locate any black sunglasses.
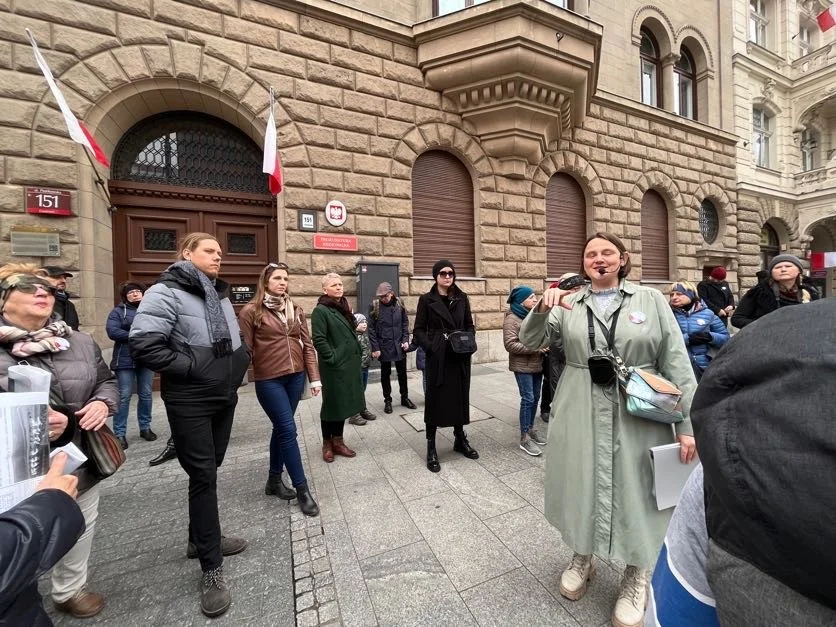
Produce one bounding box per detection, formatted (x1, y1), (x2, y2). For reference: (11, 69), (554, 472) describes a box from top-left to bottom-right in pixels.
(438, 271), (455, 278)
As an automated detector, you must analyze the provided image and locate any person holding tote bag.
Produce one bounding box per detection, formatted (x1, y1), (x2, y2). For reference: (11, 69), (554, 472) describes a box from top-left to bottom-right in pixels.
(412, 259), (479, 474)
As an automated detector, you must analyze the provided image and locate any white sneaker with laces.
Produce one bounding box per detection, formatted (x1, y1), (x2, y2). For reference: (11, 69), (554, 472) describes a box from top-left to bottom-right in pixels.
(559, 553), (595, 600)
(612, 565), (648, 627)
(519, 433), (542, 456)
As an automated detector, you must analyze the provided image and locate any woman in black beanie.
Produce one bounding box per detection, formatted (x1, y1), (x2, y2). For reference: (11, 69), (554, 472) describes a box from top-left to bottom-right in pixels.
(413, 260), (479, 472)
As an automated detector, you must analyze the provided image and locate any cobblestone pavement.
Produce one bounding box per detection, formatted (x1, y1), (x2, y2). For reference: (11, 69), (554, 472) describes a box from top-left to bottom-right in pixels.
(44, 362), (628, 626)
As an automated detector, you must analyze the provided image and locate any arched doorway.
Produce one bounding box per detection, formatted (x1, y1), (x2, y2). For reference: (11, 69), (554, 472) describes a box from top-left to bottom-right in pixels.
(109, 112), (276, 309)
(759, 223), (780, 270)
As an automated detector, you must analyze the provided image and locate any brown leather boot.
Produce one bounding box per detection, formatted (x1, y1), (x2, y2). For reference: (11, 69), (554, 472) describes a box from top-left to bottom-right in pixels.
(322, 438), (334, 463)
(54, 589), (105, 618)
(331, 436), (356, 458)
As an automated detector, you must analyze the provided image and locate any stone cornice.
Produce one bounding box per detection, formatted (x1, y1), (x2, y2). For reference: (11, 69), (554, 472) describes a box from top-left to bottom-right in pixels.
(108, 181), (274, 209)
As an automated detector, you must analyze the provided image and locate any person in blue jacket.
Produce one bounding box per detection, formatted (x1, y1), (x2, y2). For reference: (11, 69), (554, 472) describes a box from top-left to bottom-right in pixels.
(106, 281), (155, 449)
(668, 281), (729, 380)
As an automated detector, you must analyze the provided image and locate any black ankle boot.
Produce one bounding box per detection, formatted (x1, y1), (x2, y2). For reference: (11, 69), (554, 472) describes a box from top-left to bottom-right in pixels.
(296, 484), (320, 517)
(148, 437), (177, 467)
(265, 474), (296, 500)
(426, 438), (441, 473)
(453, 430), (479, 459)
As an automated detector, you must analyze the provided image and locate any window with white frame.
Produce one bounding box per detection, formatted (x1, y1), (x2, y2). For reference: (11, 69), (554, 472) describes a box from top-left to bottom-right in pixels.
(801, 129), (819, 171)
(640, 28), (661, 108)
(752, 107), (772, 168)
(749, 0), (768, 46)
(798, 24), (811, 56)
(674, 48), (696, 119)
(433, 0), (488, 17)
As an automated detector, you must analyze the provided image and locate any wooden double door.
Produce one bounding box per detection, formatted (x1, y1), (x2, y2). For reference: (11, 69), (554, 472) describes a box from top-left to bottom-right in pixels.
(110, 181), (277, 310)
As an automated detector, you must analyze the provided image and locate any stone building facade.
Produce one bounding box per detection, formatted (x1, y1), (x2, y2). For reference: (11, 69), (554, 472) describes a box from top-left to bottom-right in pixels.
(0, 0), (742, 361)
(732, 0), (836, 296)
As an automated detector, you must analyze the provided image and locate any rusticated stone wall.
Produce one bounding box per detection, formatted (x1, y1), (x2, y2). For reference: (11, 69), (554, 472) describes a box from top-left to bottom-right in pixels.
(0, 0), (739, 362)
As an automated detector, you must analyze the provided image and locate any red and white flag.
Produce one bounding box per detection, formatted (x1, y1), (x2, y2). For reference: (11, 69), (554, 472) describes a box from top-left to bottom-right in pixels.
(262, 89), (282, 195)
(817, 6), (836, 32)
(26, 29), (110, 168)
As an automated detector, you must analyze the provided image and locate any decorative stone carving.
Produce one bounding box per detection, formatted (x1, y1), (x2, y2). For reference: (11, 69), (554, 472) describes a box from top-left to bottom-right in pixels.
(415, 1), (602, 176)
(762, 77), (776, 100)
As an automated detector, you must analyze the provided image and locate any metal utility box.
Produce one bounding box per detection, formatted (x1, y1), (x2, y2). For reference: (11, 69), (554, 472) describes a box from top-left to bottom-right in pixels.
(355, 260), (400, 316)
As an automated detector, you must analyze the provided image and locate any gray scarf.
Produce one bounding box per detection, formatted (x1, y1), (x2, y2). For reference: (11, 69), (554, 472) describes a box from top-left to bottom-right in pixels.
(171, 261), (232, 357)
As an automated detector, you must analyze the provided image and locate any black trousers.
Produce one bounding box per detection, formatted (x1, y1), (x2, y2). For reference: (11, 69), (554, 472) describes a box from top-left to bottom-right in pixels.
(321, 420), (345, 439)
(166, 397), (237, 572)
(380, 358), (408, 401)
(540, 354), (552, 414)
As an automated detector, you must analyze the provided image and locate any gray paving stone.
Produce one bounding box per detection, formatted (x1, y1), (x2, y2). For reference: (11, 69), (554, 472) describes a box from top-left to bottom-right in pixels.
(440, 456), (527, 520)
(336, 478), (423, 560)
(404, 491), (521, 591)
(497, 466), (547, 511)
(361, 541), (475, 627)
(324, 520), (377, 626)
(400, 405), (492, 432)
(375, 449), (449, 502)
(327, 453), (383, 488)
(461, 566), (579, 626)
(318, 600), (340, 623)
(296, 608), (318, 627)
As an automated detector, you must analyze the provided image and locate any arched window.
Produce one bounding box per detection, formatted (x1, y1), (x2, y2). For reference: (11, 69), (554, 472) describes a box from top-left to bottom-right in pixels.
(641, 190), (669, 280)
(546, 173), (586, 277)
(412, 151), (476, 276)
(699, 199), (719, 244)
(674, 48), (696, 119)
(759, 223), (780, 270)
(640, 27), (661, 107)
(111, 112), (267, 194)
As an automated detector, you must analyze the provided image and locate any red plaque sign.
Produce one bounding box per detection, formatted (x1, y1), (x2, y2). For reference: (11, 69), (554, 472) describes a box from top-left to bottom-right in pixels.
(26, 188), (72, 216)
(313, 234), (358, 251)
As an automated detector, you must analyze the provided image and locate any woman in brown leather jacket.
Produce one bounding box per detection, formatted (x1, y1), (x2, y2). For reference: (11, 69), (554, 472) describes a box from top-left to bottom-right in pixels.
(239, 263), (320, 517)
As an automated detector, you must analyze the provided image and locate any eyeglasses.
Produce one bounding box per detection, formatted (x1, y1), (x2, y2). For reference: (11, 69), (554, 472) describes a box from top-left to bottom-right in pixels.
(267, 262), (289, 270)
(438, 271), (455, 278)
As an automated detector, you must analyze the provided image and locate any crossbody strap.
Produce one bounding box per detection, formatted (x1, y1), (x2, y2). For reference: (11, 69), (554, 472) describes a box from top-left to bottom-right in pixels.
(587, 306), (621, 353)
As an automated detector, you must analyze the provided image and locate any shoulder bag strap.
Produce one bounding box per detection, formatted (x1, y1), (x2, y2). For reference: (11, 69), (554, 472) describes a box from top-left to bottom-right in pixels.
(586, 305), (621, 353)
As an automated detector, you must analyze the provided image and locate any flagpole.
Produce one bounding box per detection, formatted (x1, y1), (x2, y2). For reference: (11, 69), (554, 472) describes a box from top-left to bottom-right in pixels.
(82, 148), (115, 212)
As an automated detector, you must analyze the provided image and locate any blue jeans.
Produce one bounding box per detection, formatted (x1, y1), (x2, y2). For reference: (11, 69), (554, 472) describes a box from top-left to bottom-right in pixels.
(514, 372), (543, 434)
(255, 372), (307, 487)
(361, 367), (369, 391)
(113, 367), (153, 437)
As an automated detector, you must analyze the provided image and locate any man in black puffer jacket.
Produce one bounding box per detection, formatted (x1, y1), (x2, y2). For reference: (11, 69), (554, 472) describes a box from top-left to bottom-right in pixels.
(368, 281), (416, 414)
(129, 233), (250, 619)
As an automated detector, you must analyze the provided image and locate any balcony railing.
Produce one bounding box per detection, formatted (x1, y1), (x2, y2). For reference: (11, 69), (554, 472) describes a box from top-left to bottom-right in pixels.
(795, 165), (836, 190)
(792, 43), (834, 78)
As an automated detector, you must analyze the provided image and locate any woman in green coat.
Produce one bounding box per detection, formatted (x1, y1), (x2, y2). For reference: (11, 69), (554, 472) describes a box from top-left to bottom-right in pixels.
(311, 273), (364, 463)
(519, 233), (697, 627)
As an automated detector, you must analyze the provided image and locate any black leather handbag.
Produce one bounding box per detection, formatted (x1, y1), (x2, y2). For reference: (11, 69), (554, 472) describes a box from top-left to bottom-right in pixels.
(445, 330), (477, 355)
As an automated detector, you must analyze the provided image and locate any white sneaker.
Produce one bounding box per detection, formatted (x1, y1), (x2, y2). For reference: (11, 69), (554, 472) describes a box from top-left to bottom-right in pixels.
(519, 433), (542, 456)
(612, 565), (648, 627)
(559, 553), (595, 600)
(529, 428), (547, 446)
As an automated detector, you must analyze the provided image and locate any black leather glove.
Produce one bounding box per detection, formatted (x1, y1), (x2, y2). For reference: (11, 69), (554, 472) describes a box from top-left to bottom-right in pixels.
(688, 330), (712, 346)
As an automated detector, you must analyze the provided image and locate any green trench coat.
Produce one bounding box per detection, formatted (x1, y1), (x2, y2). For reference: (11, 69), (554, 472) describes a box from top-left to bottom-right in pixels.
(519, 280), (697, 567)
(311, 303), (365, 422)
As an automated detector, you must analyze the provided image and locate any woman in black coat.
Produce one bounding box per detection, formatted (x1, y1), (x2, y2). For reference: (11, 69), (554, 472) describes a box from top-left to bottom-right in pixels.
(731, 255), (817, 329)
(413, 259), (479, 473)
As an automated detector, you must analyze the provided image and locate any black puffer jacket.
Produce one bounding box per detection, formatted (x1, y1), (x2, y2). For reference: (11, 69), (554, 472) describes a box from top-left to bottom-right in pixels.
(0, 490), (84, 626)
(129, 265), (250, 405)
(731, 280), (817, 328)
(368, 298), (409, 362)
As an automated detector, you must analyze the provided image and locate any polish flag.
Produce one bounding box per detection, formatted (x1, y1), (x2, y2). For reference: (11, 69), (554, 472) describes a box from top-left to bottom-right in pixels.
(818, 6), (836, 32)
(262, 98), (282, 195)
(26, 29), (110, 168)
(810, 251), (836, 270)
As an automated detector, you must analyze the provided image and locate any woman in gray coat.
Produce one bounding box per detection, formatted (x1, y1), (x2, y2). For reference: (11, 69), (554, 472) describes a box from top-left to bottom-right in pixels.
(519, 233), (697, 627)
(0, 263), (118, 620)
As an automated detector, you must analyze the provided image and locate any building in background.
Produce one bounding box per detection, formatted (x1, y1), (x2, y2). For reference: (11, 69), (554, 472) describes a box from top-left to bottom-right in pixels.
(0, 0), (742, 360)
(733, 0), (836, 296)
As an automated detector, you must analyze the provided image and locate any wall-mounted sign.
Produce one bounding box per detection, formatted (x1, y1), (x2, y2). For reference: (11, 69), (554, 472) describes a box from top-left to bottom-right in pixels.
(324, 200), (347, 227)
(25, 187), (72, 216)
(230, 284), (257, 305)
(10, 226), (60, 257)
(299, 210), (317, 232)
(314, 234), (358, 251)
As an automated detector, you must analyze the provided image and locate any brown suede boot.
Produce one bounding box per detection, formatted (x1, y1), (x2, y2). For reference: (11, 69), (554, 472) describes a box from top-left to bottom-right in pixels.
(322, 438), (334, 463)
(331, 436), (356, 458)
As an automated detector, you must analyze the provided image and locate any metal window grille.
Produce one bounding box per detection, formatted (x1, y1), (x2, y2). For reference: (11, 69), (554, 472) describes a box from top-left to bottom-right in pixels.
(112, 112), (268, 194)
(699, 200), (719, 244)
(143, 228), (177, 252)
